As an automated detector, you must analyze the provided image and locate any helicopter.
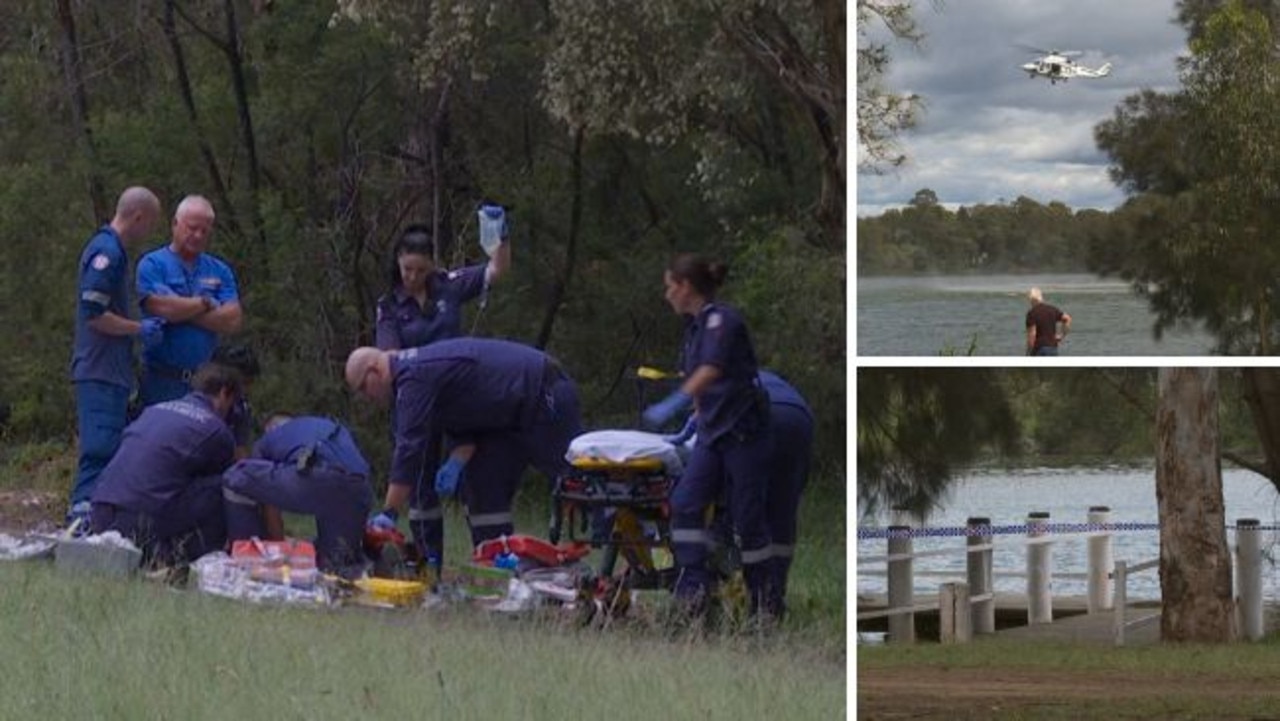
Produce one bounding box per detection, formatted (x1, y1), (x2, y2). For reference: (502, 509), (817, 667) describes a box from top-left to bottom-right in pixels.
(1019, 47), (1112, 84)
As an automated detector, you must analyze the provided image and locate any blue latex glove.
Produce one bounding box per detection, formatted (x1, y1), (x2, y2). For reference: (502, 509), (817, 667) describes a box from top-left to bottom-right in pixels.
(435, 456), (467, 496)
(368, 508), (399, 531)
(663, 414), (697, 446)
(642, 390), (693, 430)
(139, 317), (166, 350)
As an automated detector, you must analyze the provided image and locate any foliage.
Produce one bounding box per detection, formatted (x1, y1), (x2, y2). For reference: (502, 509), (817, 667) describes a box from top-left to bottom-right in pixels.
(857, 368), (1020, 519)
(0, 1), (845, 498)
(856, 0), (924, 172)
(857, 190), (1095, 275)
(856, 369), (1266, 517)
(1094, 1), (1280, 354)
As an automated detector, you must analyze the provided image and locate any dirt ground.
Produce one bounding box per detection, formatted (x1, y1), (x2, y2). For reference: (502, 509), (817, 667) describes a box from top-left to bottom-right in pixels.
(0, 489), (62, 535)
(857, 666), (1280, 720)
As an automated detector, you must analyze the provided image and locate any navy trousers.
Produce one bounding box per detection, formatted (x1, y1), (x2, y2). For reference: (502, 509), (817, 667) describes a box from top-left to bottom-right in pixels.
(90, 474), (227, 564)
(764, 403), (813, 618)
(670, 427), (774, 613)
(463, 375), (582, 546)
(408, 430), (446, 569)
(139, 368), (190, 407)
(222, 458), (373, 572)
(71, 380), (130, 509)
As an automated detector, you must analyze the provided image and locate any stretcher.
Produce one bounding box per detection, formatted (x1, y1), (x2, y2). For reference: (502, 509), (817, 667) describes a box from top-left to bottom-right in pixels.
(549, 429), (684, 590)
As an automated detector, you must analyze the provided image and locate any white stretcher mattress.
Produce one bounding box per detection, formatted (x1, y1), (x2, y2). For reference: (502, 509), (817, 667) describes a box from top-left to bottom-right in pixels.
(565, 429), (685, 475)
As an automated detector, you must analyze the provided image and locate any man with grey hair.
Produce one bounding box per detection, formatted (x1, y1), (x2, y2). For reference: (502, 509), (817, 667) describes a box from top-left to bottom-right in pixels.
(67, 186), (166, 530)
(136, 195), (244, 405)
(1025, 286), (1071, 356)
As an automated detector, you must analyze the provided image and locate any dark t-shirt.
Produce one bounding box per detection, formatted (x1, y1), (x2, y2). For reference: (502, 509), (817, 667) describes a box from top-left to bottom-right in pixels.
(1025, 303), (1065, 349)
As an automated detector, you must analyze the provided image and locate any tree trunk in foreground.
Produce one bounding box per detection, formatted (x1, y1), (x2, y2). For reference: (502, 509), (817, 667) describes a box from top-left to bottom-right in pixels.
(1155, 368), (1237, 642)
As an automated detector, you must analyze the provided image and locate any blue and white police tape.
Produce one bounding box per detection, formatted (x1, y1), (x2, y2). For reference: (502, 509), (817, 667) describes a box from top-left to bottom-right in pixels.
(858, 521), (1158, 541)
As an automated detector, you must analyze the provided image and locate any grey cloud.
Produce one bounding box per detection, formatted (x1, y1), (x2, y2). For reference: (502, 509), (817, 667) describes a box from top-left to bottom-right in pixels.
(858, 0), (1186, 215)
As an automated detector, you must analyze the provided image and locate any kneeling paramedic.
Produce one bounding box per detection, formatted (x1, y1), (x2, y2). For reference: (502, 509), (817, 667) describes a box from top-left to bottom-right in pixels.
(222, 415), (373, 575)
(90, 363), (242, 565)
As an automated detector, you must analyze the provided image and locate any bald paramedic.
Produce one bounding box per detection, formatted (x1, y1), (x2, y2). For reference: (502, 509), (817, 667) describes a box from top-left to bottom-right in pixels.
(345, 338), (582, 559)
(68, 186), (164, 529)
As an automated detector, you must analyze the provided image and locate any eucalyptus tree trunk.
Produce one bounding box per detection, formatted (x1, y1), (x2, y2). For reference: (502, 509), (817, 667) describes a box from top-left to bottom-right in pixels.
(534, 126), (585, 350)
(161, 0), (238, 237)
(1155, 368), (1237, 642)
(55, 0), (107, 220)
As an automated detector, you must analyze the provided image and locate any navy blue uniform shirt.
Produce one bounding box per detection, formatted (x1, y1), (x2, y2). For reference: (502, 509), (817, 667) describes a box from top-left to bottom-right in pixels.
(92, 392), (236, 513)
(253, 416), (371, 479)
(375, 264), (488, 350)
(759, 370), (813, 422)
(136, 246), (239, 370)
(388, 338), (552, 486)
(71, 226), (134, 388)
(681, 302), (765, 446)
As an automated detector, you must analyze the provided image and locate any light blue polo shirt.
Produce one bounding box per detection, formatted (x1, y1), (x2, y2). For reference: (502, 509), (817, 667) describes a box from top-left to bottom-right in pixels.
(136, 245), (239, 371)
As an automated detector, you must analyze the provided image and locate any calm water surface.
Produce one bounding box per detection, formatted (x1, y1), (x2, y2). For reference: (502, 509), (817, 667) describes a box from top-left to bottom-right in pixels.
(857, 273), (1216, 356)
(856, 467), (1280, 600)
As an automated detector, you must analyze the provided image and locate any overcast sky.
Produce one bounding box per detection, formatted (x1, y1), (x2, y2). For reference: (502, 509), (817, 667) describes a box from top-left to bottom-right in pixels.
(857, 0), (1188, 217)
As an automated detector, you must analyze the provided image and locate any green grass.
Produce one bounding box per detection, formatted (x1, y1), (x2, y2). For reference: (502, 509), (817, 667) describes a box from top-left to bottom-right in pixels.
(0, 562), (844, 720)
(1, 440), (846, 642)
(0, 442), (847, 719)
(0, 439), (76, 494)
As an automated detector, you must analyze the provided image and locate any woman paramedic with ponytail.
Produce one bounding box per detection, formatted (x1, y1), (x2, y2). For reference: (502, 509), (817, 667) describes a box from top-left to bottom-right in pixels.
(641, 253), (774, 622)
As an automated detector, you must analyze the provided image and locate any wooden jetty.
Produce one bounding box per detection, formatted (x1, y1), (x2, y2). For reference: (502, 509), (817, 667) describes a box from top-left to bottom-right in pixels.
(858, 592), (1164, 646)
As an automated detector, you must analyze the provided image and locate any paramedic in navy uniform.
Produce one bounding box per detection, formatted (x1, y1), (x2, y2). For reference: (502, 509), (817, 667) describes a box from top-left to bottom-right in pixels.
(90, 364), (244, 565)
(136, 195), (243, 406)
(757, 370), (814, 621)
(344, 337), (580, 553)
(641, 253), (774, 620)
(222, 414), (374, 575)
(373, 221), (510, 572)
(374, 222), (510, 351)
(67, 186), (165, 529)
(668, 369), (814, 621)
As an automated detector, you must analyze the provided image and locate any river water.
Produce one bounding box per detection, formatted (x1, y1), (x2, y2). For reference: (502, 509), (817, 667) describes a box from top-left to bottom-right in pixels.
(856, 467), (1280, 601)
(857, 273), (1216, 356)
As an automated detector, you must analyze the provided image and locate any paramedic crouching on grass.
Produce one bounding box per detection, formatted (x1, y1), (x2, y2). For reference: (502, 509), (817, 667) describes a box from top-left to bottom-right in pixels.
(344, 338), (582, 564)
(90, 364), (243, 566)
(221, 414), (373, 576)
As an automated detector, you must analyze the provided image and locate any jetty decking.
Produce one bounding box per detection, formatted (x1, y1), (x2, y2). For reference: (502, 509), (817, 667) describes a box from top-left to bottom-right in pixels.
(858, 593), (1164, 646)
